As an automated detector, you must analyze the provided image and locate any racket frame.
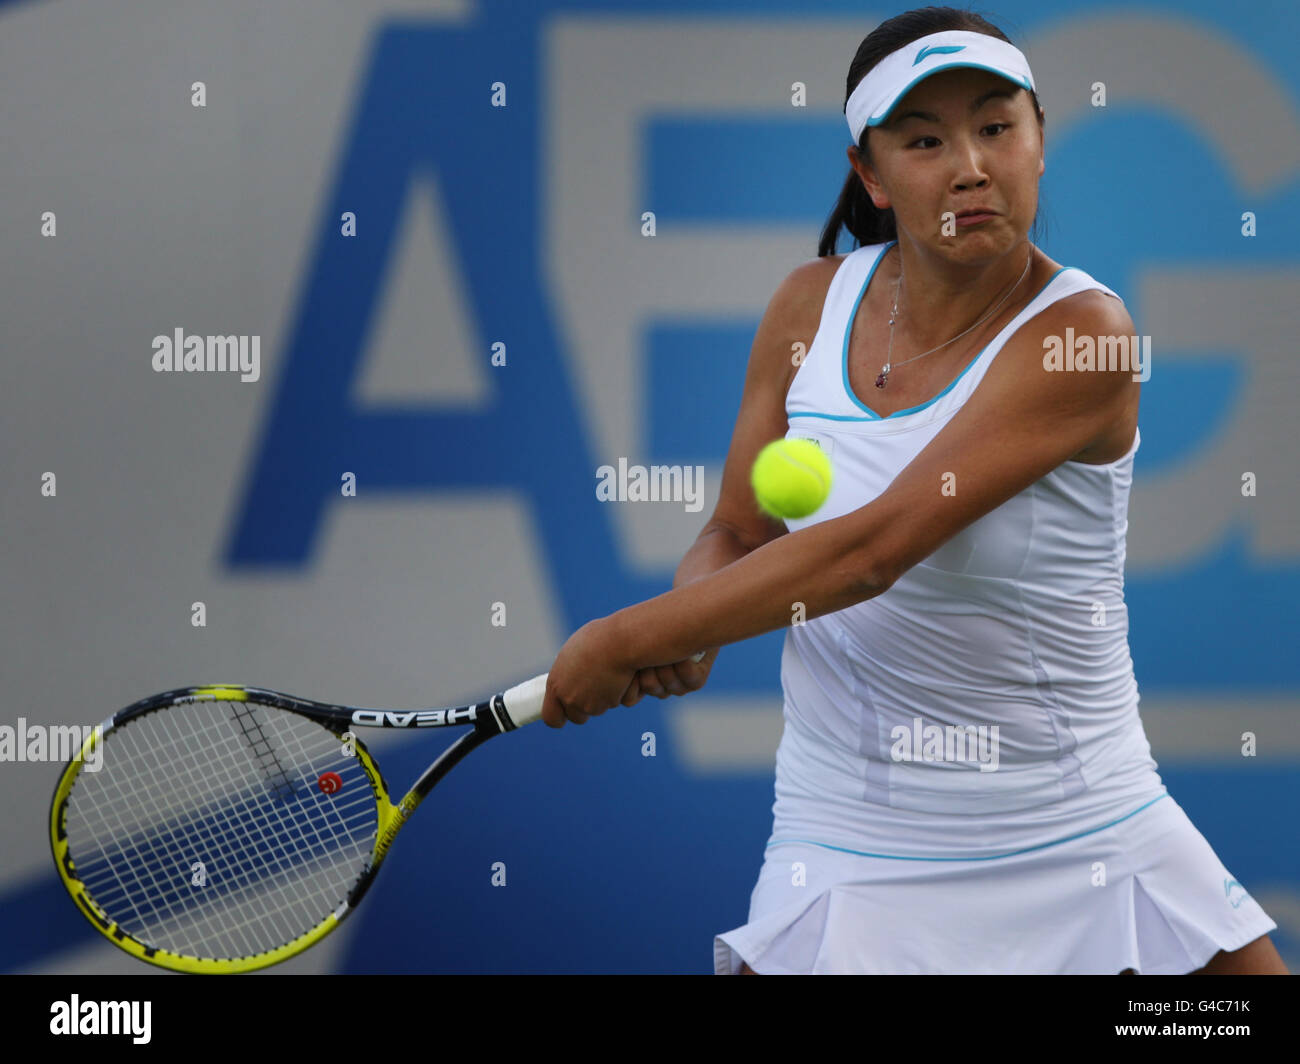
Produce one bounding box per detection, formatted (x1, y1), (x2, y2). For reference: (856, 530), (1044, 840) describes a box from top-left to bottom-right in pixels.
(49, 681), (532, 974)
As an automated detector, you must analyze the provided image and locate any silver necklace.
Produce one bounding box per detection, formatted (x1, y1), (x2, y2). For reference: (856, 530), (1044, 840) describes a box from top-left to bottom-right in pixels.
(876, 246), (1034, 389)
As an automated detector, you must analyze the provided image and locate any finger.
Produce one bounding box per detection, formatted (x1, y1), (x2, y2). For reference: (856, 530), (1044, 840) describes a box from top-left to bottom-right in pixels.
(675, 660), (705, 691)
(656, 663), (685, 696)
(678, 649), (716, 690)
(691, 648), (720, 672)
(637, 667), (667, 698)
(564, 702), (590, 726)
(621, 676), (643, 707)
(542, 689), (565, 729)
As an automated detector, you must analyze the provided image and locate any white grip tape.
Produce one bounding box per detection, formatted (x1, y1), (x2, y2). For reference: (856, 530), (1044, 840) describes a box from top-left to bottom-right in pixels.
(500, 672), (548, 728)
(502, 653), (707, 728)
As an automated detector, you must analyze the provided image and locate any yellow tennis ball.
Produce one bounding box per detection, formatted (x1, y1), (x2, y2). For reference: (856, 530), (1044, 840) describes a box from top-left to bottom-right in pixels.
(750, 438), (831, 519)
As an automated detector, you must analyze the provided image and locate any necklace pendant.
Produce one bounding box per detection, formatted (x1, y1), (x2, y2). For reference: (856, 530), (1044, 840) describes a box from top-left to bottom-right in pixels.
(875, 365), (889, 389)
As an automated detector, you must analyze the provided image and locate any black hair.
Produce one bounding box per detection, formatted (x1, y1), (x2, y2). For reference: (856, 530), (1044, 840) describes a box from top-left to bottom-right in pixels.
(818, 6), (1046, 256)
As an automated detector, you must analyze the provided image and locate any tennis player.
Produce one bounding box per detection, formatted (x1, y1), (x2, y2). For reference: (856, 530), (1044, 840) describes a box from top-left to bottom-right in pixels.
(539, 7), (1287, 975)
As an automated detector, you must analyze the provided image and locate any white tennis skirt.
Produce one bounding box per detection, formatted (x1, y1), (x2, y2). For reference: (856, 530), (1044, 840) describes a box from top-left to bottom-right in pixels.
(714, 794), (1277, 974)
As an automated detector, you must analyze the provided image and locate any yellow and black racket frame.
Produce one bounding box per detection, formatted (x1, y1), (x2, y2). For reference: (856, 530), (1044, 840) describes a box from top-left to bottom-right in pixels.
(49, 683), (519, 973)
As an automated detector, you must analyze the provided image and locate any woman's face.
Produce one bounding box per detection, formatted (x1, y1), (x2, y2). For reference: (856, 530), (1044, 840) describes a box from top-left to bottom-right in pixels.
(852, 66), (1044, 264)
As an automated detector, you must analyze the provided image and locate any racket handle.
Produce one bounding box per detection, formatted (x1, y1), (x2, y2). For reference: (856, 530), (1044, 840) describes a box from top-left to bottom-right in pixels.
(501, 652), (708, 728)
(500, 673), (548, 728)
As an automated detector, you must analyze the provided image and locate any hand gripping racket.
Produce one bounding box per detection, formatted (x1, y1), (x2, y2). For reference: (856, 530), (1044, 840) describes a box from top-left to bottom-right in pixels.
(49, 654), (704, 974)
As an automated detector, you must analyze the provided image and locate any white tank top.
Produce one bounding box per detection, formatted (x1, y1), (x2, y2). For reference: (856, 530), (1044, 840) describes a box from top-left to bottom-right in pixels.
(770, 240), (1167, 860)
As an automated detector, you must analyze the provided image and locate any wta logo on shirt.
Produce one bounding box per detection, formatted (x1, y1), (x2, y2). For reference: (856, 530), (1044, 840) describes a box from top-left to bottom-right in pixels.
(1224, 878), (1249, 908)
(889, 717), (1000, 772)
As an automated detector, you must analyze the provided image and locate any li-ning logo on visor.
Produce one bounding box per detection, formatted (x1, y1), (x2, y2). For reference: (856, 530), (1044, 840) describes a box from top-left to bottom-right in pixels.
(914, 44), (966, 65)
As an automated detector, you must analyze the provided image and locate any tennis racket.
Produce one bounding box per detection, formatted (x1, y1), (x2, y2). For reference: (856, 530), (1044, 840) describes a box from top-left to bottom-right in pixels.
(49, 654), (705, 974)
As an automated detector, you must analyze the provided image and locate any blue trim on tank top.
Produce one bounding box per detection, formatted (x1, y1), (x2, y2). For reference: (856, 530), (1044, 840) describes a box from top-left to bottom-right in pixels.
(791, 245), (1072, 423)
(765, 791), (1169, 862)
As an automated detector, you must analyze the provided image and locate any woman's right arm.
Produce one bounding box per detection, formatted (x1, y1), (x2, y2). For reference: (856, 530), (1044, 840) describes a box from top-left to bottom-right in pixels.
(623, 256), (840, 702)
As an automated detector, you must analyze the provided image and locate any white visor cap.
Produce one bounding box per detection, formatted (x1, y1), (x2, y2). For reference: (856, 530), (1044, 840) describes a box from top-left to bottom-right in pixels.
(845, 30), (1035, 145)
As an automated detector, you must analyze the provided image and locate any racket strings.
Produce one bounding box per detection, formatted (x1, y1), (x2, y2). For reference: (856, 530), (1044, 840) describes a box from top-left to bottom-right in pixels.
(228, 700), (297, 801)
(64, 699), (380, 961)
(110, 708), (357, 959)
(73, 702), (374, 959)
(75, 705), (307, 957)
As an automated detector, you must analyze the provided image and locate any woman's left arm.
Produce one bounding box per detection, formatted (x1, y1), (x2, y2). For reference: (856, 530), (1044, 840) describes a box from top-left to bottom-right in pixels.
(541, 291), (1139, 726)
